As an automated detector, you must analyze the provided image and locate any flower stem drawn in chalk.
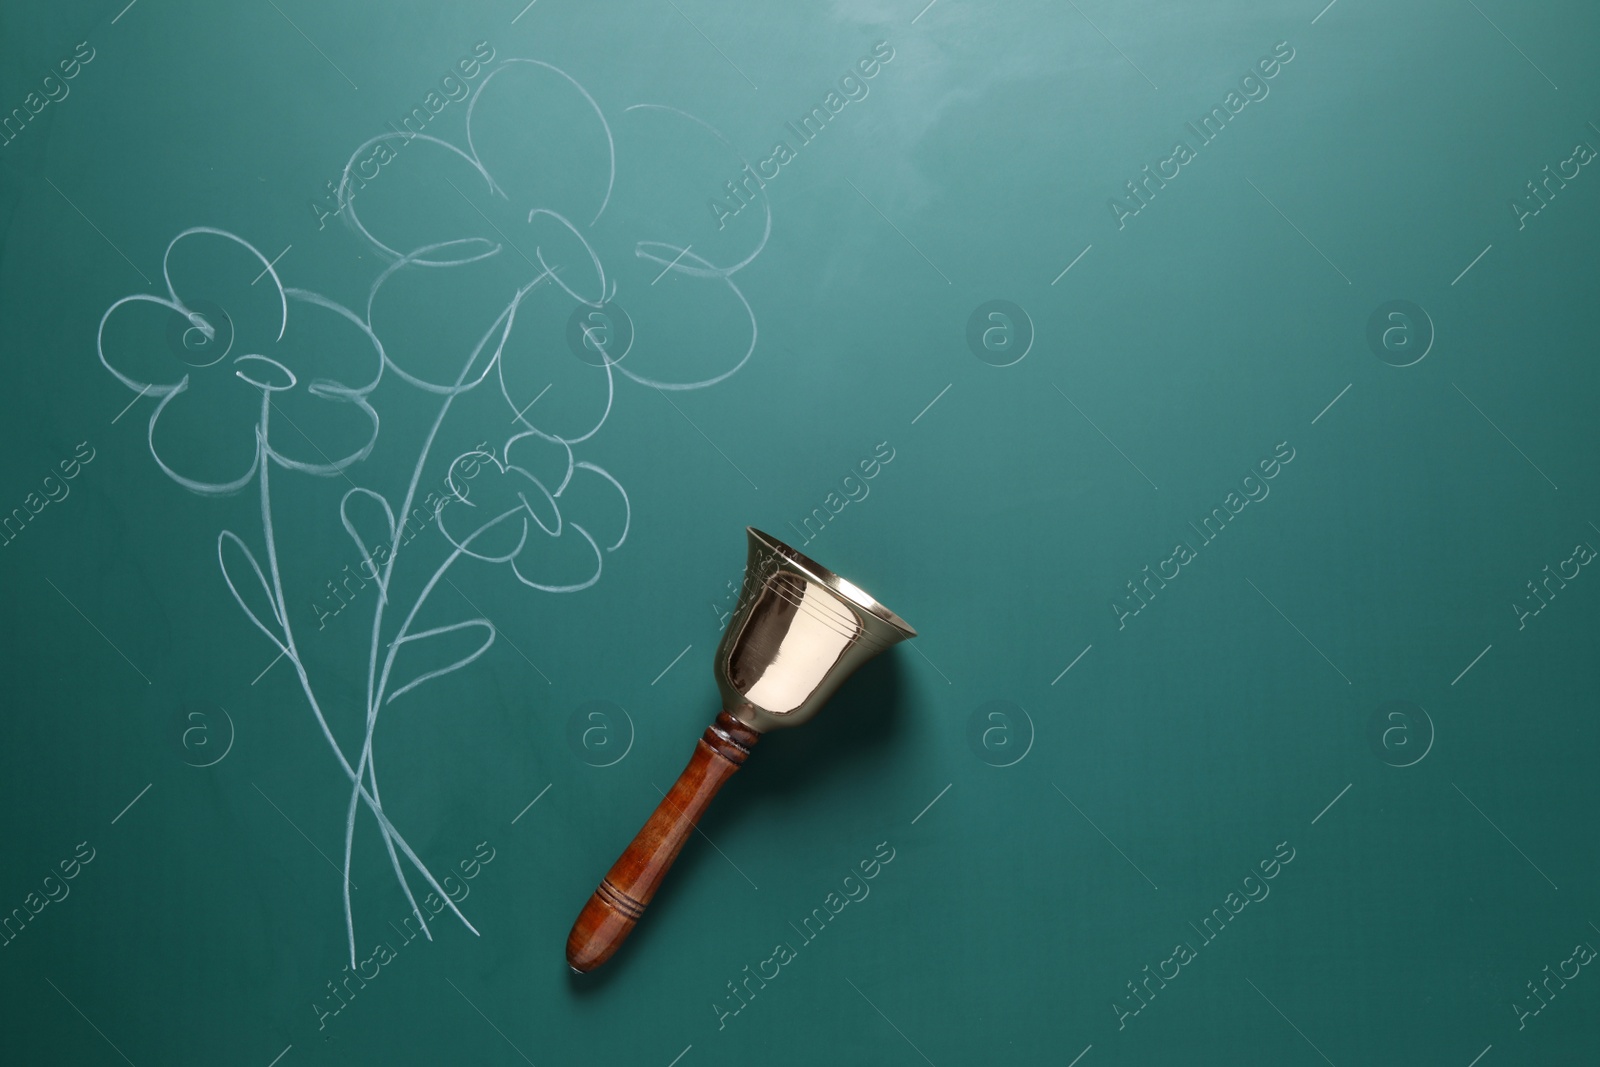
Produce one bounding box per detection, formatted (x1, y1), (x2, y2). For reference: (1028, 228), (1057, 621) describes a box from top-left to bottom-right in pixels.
(100, 55), (766, 968)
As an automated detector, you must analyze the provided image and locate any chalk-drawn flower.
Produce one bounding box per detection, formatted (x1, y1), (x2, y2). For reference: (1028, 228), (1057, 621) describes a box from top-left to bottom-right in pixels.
(439, 431), (629, 592)
(341, 56), (763, 443)
(98, 228), (383, 494)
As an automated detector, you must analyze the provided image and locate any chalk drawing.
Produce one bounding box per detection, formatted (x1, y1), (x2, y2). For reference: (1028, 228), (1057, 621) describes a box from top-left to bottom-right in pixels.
(97, 55), (763, 968)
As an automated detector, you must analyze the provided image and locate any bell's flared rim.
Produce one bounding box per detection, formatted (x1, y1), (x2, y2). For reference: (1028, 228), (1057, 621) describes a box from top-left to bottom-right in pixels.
(746, 527), (917, 639)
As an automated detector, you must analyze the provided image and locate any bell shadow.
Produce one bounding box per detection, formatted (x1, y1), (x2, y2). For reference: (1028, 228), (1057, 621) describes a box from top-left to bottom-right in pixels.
(565, 651), (908, 991)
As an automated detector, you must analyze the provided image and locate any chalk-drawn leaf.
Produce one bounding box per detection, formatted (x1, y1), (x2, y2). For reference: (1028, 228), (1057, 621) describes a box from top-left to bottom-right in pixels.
(217, 530), (287, 653)
(386, 619), (496, 705)
(340, 488), (396, 605)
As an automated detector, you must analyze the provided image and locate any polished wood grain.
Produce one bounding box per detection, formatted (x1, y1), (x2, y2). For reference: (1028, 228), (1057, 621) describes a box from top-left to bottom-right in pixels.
(566, 710), (761, 973)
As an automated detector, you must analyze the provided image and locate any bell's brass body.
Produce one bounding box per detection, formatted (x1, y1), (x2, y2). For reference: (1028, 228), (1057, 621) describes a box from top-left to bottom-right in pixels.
(716, 528), (916, 733)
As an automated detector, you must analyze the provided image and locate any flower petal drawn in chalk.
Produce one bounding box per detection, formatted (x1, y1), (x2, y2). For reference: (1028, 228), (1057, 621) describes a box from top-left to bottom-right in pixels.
(98, 228), (385, 495)
(440, 432), (629, 594)
(336, 56), (765, 429)
(364, 237), (557, 398)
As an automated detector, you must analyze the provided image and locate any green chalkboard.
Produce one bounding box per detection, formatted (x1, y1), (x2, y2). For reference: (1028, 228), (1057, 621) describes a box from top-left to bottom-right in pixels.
(2, 0), (1598, 1063)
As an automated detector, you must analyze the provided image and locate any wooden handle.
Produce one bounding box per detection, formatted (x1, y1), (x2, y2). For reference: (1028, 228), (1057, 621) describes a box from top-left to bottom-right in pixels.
(566, 710), (761, 973)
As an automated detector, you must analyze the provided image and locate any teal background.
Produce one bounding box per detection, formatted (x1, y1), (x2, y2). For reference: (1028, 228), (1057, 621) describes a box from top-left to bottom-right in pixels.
(2, 0), (1598, 1063)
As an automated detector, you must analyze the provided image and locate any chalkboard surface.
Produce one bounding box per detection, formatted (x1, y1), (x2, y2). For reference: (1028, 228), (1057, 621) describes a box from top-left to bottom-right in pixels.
(2, 0), (1597, 1063)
